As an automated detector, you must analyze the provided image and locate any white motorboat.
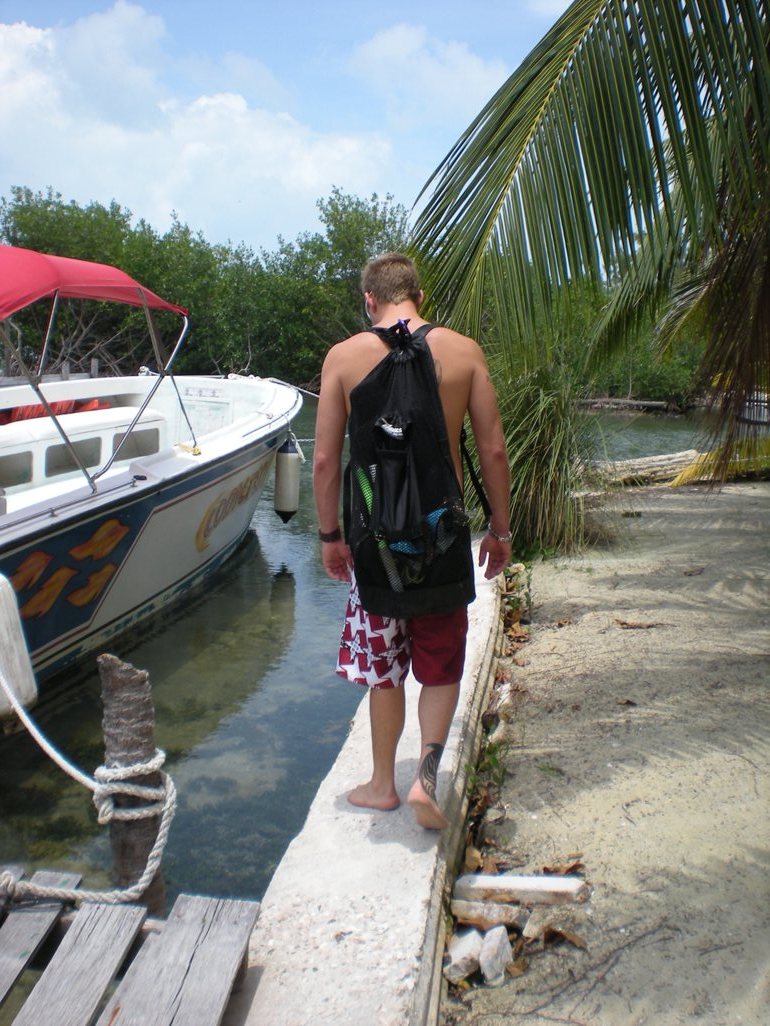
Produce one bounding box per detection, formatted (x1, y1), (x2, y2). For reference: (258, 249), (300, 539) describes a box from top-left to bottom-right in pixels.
(0, 245), (302, 705)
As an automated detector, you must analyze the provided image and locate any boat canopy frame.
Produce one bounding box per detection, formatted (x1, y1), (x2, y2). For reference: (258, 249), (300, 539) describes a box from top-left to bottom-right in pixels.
(0, 246), (191, 493)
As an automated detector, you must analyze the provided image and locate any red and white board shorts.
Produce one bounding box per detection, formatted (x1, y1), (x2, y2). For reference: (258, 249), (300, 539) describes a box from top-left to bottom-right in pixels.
(336, 575), (468, 689)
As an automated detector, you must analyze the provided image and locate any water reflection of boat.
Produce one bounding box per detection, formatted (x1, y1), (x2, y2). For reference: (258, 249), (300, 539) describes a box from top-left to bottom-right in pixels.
(136, 534), (298, 750)
(0, 246), (302, 703)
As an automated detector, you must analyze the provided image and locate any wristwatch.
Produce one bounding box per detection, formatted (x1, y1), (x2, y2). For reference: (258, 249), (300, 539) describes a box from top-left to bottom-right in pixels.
(486, 523), (513, 543)
(318, 527), (342, 542)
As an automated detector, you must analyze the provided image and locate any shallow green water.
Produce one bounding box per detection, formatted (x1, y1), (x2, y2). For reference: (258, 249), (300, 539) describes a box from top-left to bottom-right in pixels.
(0, 407), (709, 911)
(587, 407), (718, 460)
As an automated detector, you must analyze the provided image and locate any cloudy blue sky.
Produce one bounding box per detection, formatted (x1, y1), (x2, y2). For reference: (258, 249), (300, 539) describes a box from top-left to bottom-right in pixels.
(0, 1), (569, 253)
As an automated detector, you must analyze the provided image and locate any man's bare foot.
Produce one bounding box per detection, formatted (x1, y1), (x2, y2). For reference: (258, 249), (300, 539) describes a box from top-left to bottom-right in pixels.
(407, 778), (448, 830)
(347, 782), (400, 811)
(408, 741), (449, 829)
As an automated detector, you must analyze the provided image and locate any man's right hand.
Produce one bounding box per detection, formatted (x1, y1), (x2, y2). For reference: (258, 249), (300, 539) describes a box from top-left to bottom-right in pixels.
(321, 540), (352, 582)
(478, 533), (512, 580)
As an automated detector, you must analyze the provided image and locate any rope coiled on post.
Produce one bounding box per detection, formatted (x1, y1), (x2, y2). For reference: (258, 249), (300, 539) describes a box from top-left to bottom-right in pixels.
(0, 666), (176, 906)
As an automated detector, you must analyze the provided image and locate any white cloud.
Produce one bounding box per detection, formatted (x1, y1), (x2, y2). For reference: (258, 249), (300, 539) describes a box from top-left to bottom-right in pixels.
(146, 93), (389, 245)
(0, 5), (391, 250)
(0, 22), (60, 123)
(61, 1), (168, 127)
(348, 23), (509, 133)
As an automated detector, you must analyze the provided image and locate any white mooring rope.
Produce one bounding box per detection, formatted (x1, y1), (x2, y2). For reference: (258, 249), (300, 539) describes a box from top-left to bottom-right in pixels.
(0, 666), (176, 906)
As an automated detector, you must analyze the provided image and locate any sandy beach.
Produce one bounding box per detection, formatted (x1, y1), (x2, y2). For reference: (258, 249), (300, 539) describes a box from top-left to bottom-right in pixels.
(441, 480), (770, 1026)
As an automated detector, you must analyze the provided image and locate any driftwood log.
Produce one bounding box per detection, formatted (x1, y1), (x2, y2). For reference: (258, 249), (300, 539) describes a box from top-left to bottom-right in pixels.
(98, 653), (166, 915)
(577, 397), (672, 411)
(592, 448), (703, 485)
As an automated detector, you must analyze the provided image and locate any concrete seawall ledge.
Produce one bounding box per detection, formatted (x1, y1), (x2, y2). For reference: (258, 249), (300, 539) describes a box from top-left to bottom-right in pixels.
(226, 545), (502, 1026)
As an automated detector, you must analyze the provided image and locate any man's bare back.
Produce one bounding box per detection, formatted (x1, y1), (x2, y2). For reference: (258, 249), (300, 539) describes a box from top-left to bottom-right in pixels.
(324, 320), (492, 486)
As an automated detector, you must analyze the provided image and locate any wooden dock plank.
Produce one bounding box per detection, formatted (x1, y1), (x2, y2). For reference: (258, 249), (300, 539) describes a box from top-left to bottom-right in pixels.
(0, 870), (81, 1006)
(95, 894), (260, 1026)
(12, 902), (147, 1026)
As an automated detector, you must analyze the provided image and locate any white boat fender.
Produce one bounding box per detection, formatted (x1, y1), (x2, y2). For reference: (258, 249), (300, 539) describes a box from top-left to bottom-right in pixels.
(274, 432), (305, 523)
(0, 574), (38, 719)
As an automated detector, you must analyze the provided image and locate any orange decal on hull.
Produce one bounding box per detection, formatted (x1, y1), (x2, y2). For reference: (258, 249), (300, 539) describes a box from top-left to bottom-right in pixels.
(11, 551), (54, 591)
(21, 567), (78, 618)
(70, 518), (130, 560)
(67, 564), (118, 607)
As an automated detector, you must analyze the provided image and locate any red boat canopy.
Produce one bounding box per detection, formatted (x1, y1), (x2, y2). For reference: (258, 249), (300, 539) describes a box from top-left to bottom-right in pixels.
(0, 245), (188, 320)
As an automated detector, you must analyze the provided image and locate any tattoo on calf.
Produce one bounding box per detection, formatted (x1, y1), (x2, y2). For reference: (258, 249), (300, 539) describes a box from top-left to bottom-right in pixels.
(419, 742), (444, 801)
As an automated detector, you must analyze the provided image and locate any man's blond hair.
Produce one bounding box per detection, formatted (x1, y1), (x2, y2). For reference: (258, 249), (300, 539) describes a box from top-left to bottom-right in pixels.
(361, 253), (421, 305)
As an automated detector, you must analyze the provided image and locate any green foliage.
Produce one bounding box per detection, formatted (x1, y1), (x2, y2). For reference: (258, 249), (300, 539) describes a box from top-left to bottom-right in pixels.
(533, 275), (707, 408)
(457, 276), (603, 552)
(476, 739), (508, 789)
(0, 186), (133, 265)
(465, 738), (509, 794)
(315, 187), (410, 323)
(495, 364), (593, 551)
(261, 188), (410, 383)
(587, 333), (706, 408)
(0, 185), (409, 386)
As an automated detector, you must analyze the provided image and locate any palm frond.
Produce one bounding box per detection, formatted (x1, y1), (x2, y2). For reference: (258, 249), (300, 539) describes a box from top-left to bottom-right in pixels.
(414, 0), (770, 337)
(669, 435), (770, 485)
(412, 0), (770, 513)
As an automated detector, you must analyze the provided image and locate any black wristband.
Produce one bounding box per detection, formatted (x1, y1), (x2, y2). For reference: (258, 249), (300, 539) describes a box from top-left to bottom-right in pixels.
(318, 527), (342, 543)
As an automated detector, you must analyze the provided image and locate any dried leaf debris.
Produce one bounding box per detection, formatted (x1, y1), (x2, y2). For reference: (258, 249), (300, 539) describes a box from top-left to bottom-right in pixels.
(444, 562), (592, 992)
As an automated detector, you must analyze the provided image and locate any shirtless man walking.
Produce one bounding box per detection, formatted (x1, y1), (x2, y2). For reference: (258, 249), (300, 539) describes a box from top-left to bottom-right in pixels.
(313, 253), (511, 829)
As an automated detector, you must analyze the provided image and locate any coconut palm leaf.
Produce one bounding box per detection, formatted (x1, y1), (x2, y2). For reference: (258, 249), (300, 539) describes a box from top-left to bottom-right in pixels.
(669, 435), (770, 484)
(412, 0), (770, 469)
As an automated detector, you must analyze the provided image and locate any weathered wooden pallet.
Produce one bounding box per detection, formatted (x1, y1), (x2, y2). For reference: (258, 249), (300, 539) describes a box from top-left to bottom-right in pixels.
(0, 866), (260, 1026)
(0, 869), (82, 1007)
(12, 901), (147, 1026)
(94, 894), (260, 1026)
